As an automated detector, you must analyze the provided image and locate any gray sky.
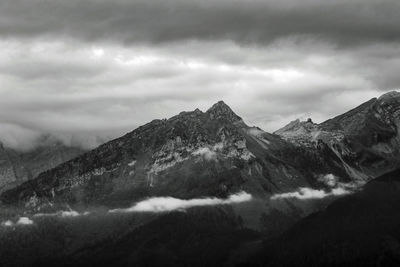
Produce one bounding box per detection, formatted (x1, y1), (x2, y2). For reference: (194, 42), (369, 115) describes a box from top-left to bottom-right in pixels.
(0, 0), (399, 150)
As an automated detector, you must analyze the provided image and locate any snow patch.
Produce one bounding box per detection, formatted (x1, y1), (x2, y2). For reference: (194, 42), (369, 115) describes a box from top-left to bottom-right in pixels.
(109, 191), (252, 213)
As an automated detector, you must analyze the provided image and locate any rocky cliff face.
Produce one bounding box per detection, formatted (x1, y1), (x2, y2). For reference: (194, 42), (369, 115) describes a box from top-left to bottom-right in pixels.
(275, 91), (400, 183)
(0, 137), (85, 192)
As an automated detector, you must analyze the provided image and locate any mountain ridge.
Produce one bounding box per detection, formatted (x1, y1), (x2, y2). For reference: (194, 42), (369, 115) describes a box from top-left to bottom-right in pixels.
(0, 100), (355, 233)
(275, 91), (400, 181)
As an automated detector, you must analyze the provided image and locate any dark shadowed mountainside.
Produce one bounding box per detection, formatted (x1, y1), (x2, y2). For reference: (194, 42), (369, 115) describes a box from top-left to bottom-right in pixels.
(246, 168), (400, 267)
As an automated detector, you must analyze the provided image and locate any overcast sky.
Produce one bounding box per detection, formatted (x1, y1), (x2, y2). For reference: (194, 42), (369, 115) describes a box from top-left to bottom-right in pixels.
(1, 0), (399, 150)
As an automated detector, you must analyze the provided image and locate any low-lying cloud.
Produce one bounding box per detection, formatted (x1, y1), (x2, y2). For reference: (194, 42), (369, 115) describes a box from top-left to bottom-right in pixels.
(192, 143), (224, 161)
(1, 217), (34, 227)
(271, 174), (358, 200)
(17, 217), (34, 225)
(34, 209), (89, 218)
(271, 186), (350, 200)
(109, 191), (252, 213)
(192, 147), (217, 161)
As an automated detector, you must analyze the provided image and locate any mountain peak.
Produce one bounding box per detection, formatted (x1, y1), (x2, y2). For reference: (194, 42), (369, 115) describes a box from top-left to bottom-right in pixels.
(207, 100), (230, 110)
(378, 90), (400, 102)
(206, 101), (242, 122)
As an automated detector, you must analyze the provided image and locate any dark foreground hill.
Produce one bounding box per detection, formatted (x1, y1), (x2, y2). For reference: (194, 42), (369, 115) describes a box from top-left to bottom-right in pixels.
(246, 168), (400, 267)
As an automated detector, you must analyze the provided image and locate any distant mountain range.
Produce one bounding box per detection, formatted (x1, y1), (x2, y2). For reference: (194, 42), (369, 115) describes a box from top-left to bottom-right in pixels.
(1, 91), (400, 266)
(0, 135), (85, 192)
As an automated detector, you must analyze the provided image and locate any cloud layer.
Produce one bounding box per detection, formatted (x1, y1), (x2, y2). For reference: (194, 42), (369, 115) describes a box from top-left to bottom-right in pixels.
(1, 0), (400, 46)
(109, 191), (252, 213)
(0, 0), (399, 149)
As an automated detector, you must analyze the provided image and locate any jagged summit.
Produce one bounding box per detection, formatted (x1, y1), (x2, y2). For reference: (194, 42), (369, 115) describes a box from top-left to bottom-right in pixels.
(206, 100), (242, 122)
(170, 101), (241, 122)
(273, 118), (327, 147)
(206, 100), (231, 113)
(274, 118), (316, 135)
(378, 90), (400, 101)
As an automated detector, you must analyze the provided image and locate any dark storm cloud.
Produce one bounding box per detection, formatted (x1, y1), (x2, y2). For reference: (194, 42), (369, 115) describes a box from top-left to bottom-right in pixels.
(0, 0), (399, 150)
(0, 0), (399, 47)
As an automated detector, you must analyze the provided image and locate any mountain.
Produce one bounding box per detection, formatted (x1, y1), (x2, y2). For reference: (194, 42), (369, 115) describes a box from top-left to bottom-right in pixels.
(1, 95), (400, 266)
(0, 136), (86, 192)
(275, 91), (400, 183)
(0, 101), (343, 266)
(0, 101), (354, 232)
(248, 167), (400, 267)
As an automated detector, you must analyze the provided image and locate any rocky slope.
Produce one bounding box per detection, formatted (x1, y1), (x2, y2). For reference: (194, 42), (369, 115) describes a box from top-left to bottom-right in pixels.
(275, 91), (400, 183)
(0, 136), (85, 192)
